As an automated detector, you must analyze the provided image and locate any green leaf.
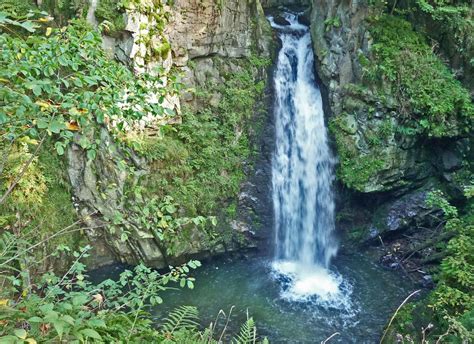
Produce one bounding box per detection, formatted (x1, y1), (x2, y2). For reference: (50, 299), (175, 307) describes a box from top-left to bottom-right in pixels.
(19, 21), (38, 33)
(165, 205), (176, 214)
(58, 55), (68, 67)
(187, 280), (194, 289)
(87, 319), (106, 328)
(0, 335), (20, 343)
(14, 329), (27, 339)
(87, 149), (96, 160)
(52, 320), (65, 337)
(55, 142), (65, 155)
(72, 294), (88, 306)
(73, 78), (83, 88)
(39, 303), (54, 314)
(49, 120), (65, 134)
(62, 315), (75, 326)
(32, 85), (42, 96)
(80, 329), (102, 340)
(36, 118), (49, 129)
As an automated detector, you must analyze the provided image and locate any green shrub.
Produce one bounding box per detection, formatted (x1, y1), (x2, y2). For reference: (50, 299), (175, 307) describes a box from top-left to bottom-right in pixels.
(139, 56), (270, 217)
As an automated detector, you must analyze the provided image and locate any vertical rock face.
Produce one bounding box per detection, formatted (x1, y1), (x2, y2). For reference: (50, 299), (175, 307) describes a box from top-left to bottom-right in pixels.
(167, 0), (269, 62)
(166, 0), (272, 102)
(310, 0), (369, 115)
(69, 0), (272, 268)
(306, 1), (471, 240)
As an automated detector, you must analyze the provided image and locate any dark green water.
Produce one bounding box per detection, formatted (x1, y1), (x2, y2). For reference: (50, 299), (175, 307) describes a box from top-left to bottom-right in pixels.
(150, 252), (413, 343)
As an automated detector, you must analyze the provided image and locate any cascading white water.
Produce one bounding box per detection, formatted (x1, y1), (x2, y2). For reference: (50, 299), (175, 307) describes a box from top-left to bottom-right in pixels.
(269, 13), (346, 303)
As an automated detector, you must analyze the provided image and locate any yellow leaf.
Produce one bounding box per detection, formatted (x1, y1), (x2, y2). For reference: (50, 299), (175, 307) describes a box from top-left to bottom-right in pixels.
(45, 27), (52, 37)
(38, 16), (53, 22)
(18, 136), (39, 145)
(35, 101), (50, 109)
(26, 339), (37, 344)
(0, 299), (9, 306)
(66, 121), (80, 131)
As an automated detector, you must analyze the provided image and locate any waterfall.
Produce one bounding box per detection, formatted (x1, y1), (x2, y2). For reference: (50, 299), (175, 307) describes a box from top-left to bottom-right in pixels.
(269, 12), (342, 302)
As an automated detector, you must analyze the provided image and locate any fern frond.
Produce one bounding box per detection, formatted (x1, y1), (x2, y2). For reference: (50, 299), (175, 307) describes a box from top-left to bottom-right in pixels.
(0, 231), (20, 273)
(232, 317), (257, 344)
(161, 305), (200, 334)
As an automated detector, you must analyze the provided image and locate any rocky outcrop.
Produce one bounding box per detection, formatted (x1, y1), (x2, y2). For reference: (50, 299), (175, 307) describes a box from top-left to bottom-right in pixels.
(310, 0), (369, 115)
(167, 0), (270, 63)
(69, 0), (273, 268)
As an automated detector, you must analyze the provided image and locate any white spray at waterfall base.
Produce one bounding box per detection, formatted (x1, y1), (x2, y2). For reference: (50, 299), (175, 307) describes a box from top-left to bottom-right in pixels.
(269, 12), (354, 310)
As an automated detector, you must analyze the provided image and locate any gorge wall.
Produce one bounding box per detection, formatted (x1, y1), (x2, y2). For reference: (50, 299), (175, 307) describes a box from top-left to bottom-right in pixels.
(306, 0), (472, 243)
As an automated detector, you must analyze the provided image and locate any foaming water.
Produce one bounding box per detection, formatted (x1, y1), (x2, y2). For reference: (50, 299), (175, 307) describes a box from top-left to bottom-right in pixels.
(269, 12), (344, 303)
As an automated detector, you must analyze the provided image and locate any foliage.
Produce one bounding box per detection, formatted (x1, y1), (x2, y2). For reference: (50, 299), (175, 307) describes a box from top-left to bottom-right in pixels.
(94, 0), (125, 34)
(109, 190), (217, 257)
(426, 191), (474, 317)
(137, 56), (270, 217)
(161, 305), (200, 334)
(40, 0), (89, 25)
(0, 14), (175, 162)
(363, 15), (473, 137)
(415, 0), (472, 26)
(0, 7), (271, 344)
(393, 190), (474, 342)
(0, 139), (82, 274)
(0, 12), (182, 265)
(324, 17), (341, 31)
(0, 243), (202, 343)
(0, 238), (268, 343)
(0, 0), (35, 19)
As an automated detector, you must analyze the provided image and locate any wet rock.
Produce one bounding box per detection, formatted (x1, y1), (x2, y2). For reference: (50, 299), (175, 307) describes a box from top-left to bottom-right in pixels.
(385, 192), (430, 232)
(368, 226), (380, 239)
(421, 275), (434, 288)
(441, 150), (462, 172)
(231, 220), (255, 236)
(272, 15), (291, 26)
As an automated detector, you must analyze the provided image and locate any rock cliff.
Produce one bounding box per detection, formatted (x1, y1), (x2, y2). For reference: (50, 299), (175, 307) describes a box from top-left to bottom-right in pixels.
(68, 0), (273, 267)
(305, 0), (472, 241)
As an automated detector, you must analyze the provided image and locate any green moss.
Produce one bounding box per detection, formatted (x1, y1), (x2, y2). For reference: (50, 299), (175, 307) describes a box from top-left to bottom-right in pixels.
(226, 202), (237, 218)
(347, 226), (368, 242)
(329, 116), (387, 191)
(365, 15), (473, 138)
(94, 0), (126, 34)
(152, 39), (171, 58)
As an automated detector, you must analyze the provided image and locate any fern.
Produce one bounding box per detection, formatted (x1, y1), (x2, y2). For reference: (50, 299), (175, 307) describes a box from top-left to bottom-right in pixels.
(232, 317), (257, 344)
(0, 231), (19, 274)
(161, 305), (200, 334)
